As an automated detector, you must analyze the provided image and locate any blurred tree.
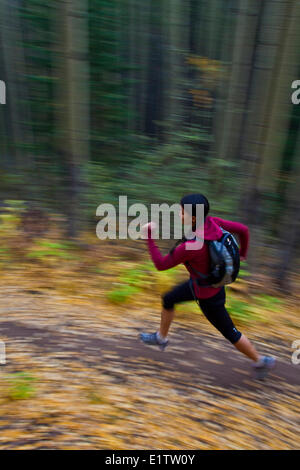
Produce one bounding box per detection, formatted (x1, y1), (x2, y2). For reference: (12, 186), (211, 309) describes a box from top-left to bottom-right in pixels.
(144, 0), (164, 138)
(164, 0), (187, 135)
(0, 0), (30, 172)
(55, 0), (90, 238)
(276, 126), (300, 292)
(0, 0), (299, 286)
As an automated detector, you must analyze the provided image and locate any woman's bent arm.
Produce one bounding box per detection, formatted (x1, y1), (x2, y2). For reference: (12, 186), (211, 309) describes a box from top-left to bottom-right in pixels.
(212, 217), (250, 259)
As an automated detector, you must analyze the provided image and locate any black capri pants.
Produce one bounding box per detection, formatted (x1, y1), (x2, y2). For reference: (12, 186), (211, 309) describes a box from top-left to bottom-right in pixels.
(162, 281), (242, 344)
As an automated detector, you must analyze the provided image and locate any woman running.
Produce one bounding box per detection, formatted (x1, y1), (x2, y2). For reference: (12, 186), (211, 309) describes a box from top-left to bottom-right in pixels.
(140, 193), (276, 380)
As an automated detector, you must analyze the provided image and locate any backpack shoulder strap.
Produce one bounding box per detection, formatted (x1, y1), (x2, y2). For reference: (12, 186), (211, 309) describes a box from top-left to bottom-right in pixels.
(185, 260), (208, 280)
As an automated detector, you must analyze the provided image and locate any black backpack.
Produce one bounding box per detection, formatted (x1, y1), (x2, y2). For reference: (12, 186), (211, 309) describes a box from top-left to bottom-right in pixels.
(186, 227), (240, 288)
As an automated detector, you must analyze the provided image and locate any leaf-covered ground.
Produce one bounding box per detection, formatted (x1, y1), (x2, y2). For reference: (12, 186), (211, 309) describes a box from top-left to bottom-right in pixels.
(0, 261), (299, 450)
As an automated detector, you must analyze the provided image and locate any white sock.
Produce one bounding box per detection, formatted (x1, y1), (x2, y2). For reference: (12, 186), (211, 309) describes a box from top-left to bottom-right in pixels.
(156, 331), (167, 344)
(254, 356), (265, 367)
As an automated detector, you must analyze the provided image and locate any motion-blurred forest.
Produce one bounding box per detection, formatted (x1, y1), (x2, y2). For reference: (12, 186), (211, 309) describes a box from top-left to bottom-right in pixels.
(0, 0), (300, 290)
(0, 0), (300, 451)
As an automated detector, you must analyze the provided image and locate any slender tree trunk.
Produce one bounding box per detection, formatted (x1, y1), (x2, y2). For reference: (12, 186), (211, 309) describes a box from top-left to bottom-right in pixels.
(144, 0), (164, 138)
(275, 127), (300, 292)
(212, 0), (249, 161)
(127, 0), (136, 131)
(134, 0), (150, 134)
(0, 0), (32, 172)
(236, 1), (294, 276)
(257, 0), (300, 193)
(164, 0), (188, 138)
(55, 0), (90, 238)
(0, 39), (9, 171)
(209, 0), (246, 195)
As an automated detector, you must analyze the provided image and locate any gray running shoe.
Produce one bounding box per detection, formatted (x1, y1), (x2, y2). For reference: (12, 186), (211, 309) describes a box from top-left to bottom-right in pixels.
(140, 332), (169, 351)
(253, 356), (276, 380)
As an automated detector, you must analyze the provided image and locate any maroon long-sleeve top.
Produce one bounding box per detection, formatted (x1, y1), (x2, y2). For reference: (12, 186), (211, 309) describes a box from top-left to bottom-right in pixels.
(146, 215), (250, 299)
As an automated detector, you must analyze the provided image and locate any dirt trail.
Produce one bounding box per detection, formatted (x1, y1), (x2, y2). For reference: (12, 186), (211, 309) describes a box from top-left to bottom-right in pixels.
(1, 319), (299, 391)
(0, 286), (299, 449)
